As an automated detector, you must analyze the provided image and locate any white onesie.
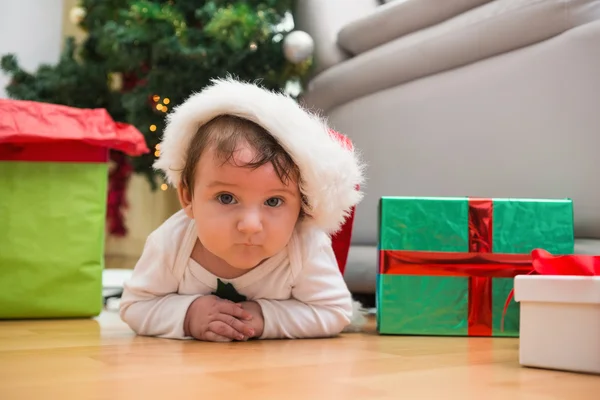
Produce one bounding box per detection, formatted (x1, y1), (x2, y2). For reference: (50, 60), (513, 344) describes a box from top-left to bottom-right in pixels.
(119, 210), (354, 339)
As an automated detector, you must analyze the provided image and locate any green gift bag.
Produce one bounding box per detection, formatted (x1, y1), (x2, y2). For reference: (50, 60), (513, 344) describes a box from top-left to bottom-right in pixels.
(377, 196), (575, 337)
(0, 99), (148, 319)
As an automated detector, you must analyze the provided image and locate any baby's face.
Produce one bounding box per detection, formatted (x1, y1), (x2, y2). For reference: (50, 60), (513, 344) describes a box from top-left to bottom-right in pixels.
(186, 143), (302, 270)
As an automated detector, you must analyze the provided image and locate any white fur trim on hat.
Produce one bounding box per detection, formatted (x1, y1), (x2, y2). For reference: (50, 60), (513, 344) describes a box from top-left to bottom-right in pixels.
(153, 77), (365, 234)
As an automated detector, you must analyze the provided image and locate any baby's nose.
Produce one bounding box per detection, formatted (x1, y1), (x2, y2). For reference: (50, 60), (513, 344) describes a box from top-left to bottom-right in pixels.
(237, 209), (263, 233)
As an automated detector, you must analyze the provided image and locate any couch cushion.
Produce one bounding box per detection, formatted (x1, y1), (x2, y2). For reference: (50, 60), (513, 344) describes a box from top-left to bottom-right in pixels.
(343, 245), (378, 294)
(318, 19), (600, 245)
(338, 0), (493, 56)
(303, 0), (600, 113)
(575, 239), (600, 255)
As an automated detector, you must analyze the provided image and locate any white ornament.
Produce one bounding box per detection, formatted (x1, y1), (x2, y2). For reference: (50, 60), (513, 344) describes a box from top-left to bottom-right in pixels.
(283, 31), (314, 64)
(69, 6), (86, 25)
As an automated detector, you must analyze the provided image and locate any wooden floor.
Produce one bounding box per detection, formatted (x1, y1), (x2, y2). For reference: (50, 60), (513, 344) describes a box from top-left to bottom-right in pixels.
(0, 311), (598, 400)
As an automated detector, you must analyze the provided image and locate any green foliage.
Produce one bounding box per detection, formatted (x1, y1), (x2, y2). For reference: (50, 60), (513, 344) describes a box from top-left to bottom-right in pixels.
(1, 38), (125, 120)
(1, 0), (310, 188)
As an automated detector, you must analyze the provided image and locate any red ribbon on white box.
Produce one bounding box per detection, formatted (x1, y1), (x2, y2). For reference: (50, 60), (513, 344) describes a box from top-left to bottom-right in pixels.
(502, 249), (600, 330)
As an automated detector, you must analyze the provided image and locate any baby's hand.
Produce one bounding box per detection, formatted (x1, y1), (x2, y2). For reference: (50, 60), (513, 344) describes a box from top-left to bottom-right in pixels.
(239, 301), (265, 339)
(184, 295), (255, 342)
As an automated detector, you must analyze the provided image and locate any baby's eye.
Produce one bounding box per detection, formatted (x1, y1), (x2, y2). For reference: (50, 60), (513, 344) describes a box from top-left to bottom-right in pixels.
(265, 197), (283, 207)
(217, 193), (236, 205)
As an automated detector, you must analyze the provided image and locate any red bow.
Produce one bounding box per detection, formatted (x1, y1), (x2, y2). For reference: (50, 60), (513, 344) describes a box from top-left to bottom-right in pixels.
(502, 249), (600, 330)
(530, 249), (600, 276)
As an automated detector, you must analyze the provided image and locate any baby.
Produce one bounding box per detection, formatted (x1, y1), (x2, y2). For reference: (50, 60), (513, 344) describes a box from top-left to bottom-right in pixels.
(119, 78), (365, 341)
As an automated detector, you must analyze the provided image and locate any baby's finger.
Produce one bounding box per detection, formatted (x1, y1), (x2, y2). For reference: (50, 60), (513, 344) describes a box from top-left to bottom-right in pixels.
(217, 301), (253, 321)
(208, 321), (246, 341)
(217, 313), (255, 338)
(203, 330), (232, 342)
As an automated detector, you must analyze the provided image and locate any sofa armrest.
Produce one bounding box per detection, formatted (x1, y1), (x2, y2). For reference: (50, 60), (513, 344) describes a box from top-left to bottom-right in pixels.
(338, 0), (493, 55)
(301, 0), (600, 113)
(292, 0), (379, 75)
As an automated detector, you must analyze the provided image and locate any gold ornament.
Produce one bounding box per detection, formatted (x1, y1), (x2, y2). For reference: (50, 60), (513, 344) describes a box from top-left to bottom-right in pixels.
(69, 6), (86, 25)
(108, 72), (123, 92)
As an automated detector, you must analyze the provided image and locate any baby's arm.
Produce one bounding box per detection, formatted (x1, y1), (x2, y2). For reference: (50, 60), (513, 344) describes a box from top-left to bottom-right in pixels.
(254, 230), (354, 339)
(120, 234), (255, 341)
(119, 234), (203, 339)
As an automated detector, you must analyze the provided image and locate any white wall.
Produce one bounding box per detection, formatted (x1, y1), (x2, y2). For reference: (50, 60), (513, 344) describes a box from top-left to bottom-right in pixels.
(0, 0), (64, 98)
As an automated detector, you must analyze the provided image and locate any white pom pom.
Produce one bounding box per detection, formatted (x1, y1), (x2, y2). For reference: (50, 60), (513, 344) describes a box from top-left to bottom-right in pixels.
(283, 31), (314, 64)
(69, 6), (86, 25)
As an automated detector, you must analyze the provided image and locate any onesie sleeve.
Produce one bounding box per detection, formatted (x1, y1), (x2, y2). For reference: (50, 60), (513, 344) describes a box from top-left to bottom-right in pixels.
(119, 233), (202, 339)
(254, 228), (353, 339)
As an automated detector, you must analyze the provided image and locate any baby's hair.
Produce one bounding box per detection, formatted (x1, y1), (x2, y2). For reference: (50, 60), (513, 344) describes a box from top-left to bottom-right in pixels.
(181, 114), (301, 195)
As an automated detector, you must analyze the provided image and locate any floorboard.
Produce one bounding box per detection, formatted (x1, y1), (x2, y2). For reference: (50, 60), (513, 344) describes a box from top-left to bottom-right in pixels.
(0, 311), (598, 399)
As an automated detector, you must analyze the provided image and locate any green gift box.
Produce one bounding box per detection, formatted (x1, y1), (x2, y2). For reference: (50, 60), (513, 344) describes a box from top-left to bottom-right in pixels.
(0, 99), (148, 319)
(376, 196), (574, 337)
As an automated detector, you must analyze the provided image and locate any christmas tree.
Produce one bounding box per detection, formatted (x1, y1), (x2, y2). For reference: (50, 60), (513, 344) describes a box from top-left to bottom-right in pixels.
(1, 0), (313, 235)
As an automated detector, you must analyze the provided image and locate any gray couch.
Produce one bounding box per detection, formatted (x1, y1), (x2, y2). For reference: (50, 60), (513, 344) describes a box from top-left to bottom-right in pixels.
(293, 0), (600, 294)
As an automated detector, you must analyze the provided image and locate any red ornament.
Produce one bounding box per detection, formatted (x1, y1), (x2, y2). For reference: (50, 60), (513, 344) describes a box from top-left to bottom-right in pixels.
(107, 151), (133, 236)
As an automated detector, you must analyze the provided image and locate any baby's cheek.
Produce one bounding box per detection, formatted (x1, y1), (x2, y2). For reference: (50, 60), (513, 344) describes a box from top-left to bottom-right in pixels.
(196, 213), (224, 235)
(269, 216), (296, 241)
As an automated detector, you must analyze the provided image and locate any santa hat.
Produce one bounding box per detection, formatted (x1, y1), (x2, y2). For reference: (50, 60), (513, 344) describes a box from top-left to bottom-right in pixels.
(153, 77), (365, 234)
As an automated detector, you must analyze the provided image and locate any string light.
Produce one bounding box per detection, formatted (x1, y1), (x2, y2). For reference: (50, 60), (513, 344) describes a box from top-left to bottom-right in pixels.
(149, 124), (157, 132)
(154, 150), (160, 157)
(161, 183), (168, 191)
(155, 144), (161, 150)
(152, 96), (171, 113)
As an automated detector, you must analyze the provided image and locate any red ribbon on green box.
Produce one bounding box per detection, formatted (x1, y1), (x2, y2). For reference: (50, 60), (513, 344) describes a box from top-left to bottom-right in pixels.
(380, 198), (534, 336)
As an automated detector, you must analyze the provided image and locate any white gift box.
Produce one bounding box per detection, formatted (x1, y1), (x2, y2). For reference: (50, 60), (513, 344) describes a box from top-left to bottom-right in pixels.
(514, 275), (600, 375)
